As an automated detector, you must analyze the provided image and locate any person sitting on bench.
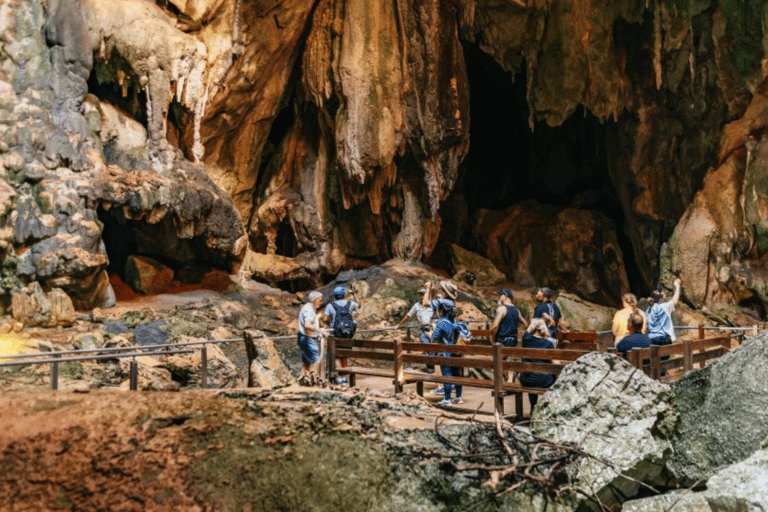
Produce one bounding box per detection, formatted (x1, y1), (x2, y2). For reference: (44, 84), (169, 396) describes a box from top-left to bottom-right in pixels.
(616, 310), (652, 356)
(519, 317), (556, 410)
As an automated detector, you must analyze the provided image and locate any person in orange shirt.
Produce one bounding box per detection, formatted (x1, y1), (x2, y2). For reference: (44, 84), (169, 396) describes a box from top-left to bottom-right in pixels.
(612, 293), (647, 345)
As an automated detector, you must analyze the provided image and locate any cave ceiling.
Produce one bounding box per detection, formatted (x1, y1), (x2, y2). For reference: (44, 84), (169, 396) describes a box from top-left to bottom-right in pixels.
(1, 0), (767, 316)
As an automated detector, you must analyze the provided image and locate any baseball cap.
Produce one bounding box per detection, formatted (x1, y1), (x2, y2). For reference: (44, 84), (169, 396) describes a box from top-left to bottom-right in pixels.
(333, 285), (346, 298)
(498, 289), (514, 300)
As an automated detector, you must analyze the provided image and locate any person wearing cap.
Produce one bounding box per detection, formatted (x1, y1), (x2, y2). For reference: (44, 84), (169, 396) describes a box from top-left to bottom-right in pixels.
(323, 285), (360, 383)
(533, 287), (564, 338)
(297, 290), (328, 377)
(491, 289), (528, 347)
(396, 283), (436, 372)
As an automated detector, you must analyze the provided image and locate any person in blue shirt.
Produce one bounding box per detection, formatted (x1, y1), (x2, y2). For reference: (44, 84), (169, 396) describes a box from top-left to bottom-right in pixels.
(616, 310), (652, 355)
(491, 289), (528, 346)
(323, 285), (360, 384)
(533, 287), (564, 338)
(519, 318), (556, 410)
(647, 278), (682, 345)
(431, 301), (463, 407)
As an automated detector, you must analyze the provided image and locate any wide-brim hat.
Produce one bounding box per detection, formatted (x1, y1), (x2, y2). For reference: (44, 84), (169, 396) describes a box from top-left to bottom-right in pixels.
(439, 280), (458, 299)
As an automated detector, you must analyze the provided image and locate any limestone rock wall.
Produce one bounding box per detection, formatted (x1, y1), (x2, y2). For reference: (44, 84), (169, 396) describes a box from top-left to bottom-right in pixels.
(1, 0), (768, 314)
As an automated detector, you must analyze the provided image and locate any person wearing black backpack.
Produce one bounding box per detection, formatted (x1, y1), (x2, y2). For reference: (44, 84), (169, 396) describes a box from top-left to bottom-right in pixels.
(323, 285), (360, 384)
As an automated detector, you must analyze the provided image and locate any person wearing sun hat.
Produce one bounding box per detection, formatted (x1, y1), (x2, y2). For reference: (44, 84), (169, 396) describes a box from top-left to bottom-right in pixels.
(430, 280), (458, 312)
(490, 288), (528, 347)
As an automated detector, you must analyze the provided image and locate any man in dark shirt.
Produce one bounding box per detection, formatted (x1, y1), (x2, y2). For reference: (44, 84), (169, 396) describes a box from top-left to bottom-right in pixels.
(616, 311), (652, 355)
(491, 289), (528, 346)
(533, 287), (563, 338)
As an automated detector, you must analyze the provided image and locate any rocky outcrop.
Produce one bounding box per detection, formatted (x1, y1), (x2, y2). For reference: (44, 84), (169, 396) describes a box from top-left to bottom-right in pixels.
(10, 282), (76, 328)
(243, 329), (295, 388)
(668, 332), (768, 485)
(532, 352), (677, 509)
(475, 201), (629, 304)
(623, 446), (768, 512)
(449, 244), (506, 286)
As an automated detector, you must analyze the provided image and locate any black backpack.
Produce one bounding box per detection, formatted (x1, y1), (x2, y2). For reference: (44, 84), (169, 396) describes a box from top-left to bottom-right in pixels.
(331, 301), (357, 338)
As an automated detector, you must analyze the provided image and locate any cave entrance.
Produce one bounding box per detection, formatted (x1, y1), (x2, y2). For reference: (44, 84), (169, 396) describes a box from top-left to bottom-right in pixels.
(453, 42), (646, 296)
(97, 206), (231, 298)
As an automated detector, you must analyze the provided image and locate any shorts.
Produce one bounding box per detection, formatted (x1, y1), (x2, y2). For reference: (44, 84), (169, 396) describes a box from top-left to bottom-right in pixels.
(497, 336), (517, 347)
(297, 334), (320, 364)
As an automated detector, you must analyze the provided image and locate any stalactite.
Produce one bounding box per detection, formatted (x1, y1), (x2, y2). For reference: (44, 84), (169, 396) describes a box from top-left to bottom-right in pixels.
(654, 0), (662, 90)
(232, 0), (244, 57)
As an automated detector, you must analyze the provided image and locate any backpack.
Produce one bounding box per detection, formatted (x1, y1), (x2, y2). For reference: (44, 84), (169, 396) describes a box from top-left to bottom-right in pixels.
(453, 322), (472, 345)
(331, 301), (357, 338)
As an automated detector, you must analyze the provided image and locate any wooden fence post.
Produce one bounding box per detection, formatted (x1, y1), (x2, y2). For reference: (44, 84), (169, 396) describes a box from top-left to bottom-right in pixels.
(326, 335), (336, 382)
(130, 358), (138, 390)
(493, 343), (504, 416)
(394, 337), (403, 394)
(698, 324), (704, 339)
(649, 345), (661, 380)
(683, 339), (692, 373)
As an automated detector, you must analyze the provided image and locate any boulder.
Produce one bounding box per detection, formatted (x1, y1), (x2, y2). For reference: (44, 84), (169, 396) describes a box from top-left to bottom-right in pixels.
(243, 329), (295, 388)
(555, 292), (615, 333)
(10, 282), (75, 327)
(165, 339), (239, 388)
(449, 244), (506, 286)
(668, 332), (768, 485)
(622, 446), (768, 512)
(124, 255), (174, 295)
(532, 352), (677, 509)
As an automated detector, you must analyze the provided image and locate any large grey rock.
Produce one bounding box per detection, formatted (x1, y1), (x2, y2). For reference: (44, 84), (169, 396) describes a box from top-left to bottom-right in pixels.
(669, 333), (768, 485)
(622, 447), (768, 512)
(532, 352), (677, 509)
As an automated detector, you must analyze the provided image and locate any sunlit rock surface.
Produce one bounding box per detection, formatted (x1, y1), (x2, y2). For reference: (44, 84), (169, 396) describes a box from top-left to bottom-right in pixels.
(532, 352), (677, 509)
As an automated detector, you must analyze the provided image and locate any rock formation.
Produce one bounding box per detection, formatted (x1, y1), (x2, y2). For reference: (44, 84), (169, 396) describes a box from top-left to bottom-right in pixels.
(532, 352), (677, 509)
(1, 0), (768, 320)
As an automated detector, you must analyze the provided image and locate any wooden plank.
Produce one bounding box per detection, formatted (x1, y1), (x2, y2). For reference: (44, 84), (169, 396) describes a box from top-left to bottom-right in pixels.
(341, 366), (395, 378)
(500, 361), (565, 375)
(335, 349), (395, 361)
(394, 337), (404, 393)
(558, 341), (599, 352)
(498, 347), (590, 361)
(560, 331), (599, 342)
(333, 339), (394, 350)
(493, 344), (504, 415)
(683, 339), (693, 372)
(402, 354), (494, 370)
(401, 342), (494, 356)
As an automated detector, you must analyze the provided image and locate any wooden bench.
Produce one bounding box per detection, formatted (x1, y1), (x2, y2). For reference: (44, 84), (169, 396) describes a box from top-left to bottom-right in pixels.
(327, 337), (402, 390)
(623, 335), (731, 383)
(399, 342), (594, 418)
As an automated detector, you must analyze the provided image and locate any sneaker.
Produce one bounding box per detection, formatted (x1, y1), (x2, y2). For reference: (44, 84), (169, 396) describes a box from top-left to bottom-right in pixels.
(430, 387), (444, 395)
(334, 377), (348, 385)
(452, 397), (464, 405)
(436, 399), (453, 407)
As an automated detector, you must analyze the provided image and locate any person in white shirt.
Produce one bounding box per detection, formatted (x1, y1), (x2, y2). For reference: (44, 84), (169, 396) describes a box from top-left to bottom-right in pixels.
(297, 291), (326, 376)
